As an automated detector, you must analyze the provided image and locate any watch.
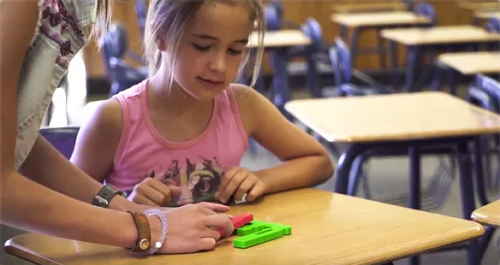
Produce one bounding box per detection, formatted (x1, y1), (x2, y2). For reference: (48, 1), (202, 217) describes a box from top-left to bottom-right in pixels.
(93, 184), (127, 208)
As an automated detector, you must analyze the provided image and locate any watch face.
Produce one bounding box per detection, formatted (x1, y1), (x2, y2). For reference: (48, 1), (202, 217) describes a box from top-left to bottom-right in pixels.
(95, 195), (109, 207)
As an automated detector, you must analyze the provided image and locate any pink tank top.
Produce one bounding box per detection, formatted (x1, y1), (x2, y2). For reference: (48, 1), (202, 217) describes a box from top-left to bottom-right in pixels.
(107, 80), (248, 206)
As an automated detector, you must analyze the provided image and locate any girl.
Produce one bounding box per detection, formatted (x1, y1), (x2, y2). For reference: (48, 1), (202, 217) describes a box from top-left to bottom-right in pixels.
(71, 0), (334, 208)
(1, 0), (234, 256)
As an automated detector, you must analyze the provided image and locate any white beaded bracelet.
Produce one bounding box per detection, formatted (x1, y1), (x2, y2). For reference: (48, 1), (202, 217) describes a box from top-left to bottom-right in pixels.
(144, 209), (168, 255)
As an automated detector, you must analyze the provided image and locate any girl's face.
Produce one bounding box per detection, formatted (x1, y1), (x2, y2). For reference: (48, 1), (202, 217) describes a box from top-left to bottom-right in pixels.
(171, 2), (253, 101)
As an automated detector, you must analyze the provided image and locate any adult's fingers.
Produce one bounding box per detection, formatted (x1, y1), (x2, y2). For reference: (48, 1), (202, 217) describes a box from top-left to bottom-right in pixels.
(197, 202), (230, 213)
(203, 214), (233, 237)
(197, 238), (217, 251)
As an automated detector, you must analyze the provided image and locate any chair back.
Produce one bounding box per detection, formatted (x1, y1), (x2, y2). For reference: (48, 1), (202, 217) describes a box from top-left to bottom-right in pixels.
(39, 127), (80, 160)
(264, 4), (281, 31)
(414, 3), (437, 26)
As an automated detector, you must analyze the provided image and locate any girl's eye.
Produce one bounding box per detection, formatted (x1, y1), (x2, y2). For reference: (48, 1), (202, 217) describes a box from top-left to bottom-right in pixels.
(192, 43), (211, 51)
(228, 49), (243, 55)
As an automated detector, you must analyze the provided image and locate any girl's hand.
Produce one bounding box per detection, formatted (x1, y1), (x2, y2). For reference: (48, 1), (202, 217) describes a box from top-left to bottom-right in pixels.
(128, 177), (182, 207)
(215, 167), (267, 204)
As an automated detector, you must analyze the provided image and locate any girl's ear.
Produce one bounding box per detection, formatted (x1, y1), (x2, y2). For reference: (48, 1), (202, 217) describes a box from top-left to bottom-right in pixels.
(155, 33), (167, 51)
(154, 26), (167, 51)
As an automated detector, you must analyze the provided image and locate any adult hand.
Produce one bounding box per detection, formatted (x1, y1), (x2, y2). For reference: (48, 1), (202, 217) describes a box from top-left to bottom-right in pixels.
(149, 202), (234, 254)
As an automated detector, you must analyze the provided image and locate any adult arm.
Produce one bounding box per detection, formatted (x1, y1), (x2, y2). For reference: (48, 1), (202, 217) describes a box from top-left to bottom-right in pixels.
(0, 0), (137, 247)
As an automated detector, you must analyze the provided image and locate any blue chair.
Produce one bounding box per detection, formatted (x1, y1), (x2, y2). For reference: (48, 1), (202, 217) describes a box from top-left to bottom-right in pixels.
(414, 2), (437, 26)
(329, 38), (394, 96)
(295, 17), (329, 98)
(39, 126), (80, 160)
(101, 23), (148, 97)
(134, 0), (147, 41)
(485, 17), (500, 50)
(467, 75), (500, 190)
(264, 4), (281, 31)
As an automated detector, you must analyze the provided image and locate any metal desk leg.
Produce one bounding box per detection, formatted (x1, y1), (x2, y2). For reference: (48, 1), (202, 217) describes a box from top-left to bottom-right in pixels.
(377, 29), (387, 70)
(340, 25), (348, 41)
(472, 138), (496, 260)
(430, 64), (443, 92)
(349, 27), (361, 68)
(409, 147), (421, 265)
(405, 46), (421, 93)
(305, 49), (322, 98)
(446, 67), (457, 96)
(269, 48), (292, 120)
(389, 40), (400, 90)
(457, 141), (480, 265)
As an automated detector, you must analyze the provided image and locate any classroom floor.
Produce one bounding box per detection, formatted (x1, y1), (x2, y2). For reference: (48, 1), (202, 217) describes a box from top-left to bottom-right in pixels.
(1, 87), (500, 265)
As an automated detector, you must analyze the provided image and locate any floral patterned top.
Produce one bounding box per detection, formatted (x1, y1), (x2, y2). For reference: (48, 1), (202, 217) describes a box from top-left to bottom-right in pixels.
(15, 0), (96, 169)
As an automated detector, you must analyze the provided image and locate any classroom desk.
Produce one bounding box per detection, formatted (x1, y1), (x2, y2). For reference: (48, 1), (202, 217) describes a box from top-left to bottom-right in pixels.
(381, 25), (500, 92)
(247, 30), (312, 119)
(458, 2), (500, 25)
(4, 189), (485, 265)
(331, 2), (407, 13)
(472, 199), (500, 227)
(436, 52), (500, 94)
(285, 91), (500, 265)
(331, 11), (431, 70)
(457, 1), (500, 12)
(474, 11), (500, 20)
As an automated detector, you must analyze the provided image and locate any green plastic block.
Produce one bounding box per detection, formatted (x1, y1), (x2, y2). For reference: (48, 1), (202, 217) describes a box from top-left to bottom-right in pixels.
(233, 220), (292, 248)
(237, 220), (292, 236)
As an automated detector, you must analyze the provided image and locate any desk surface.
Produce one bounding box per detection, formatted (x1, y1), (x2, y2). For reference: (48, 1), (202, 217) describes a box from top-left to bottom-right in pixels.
(381, 25), (500, 46)
(4, 189), (484, 265)
(438, 52), (500, 75)
(458, 1), (500, 11)
(332, 11), (430, 27)
(331, 2), (406, 13)
(472, 199), (500, 227)
(248, 30), (311, 48)
(285, 91), (500, 143)
(475, 11), (500, 20)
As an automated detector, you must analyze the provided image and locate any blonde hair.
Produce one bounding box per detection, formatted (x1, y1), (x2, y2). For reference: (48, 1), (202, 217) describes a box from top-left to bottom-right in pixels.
(144, 0), (265, 88)
(90, 0), (114, 46)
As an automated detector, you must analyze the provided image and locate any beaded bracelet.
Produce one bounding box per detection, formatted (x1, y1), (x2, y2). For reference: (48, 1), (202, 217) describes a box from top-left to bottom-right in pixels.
(143, 209), (168, 255)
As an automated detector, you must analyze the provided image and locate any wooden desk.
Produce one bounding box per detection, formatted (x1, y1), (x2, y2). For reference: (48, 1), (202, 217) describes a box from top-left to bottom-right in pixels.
(474, 11), (500, 20)
(331, 2), (406, 13)
(382, 25), (500, 92)
(247, 30), (311, 48)
(332, 11), (430, 28)
(4, 189), (485, 265)
(472, 199), (500, 227)
(438, 52), (500, 75)
(285, 91), (500, 143)
(381, 25), (500, 46)
(457, 1), (500, 12)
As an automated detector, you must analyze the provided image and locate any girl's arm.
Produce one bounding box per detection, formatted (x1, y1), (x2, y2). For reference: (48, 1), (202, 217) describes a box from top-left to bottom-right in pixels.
(0, 0), (136, 247)
(70, 99), (181, 208)
(234, 85), (334, 194)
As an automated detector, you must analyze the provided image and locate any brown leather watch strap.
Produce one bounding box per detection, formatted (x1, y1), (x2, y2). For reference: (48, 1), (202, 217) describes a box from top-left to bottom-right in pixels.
(126, 211), (151, 253)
